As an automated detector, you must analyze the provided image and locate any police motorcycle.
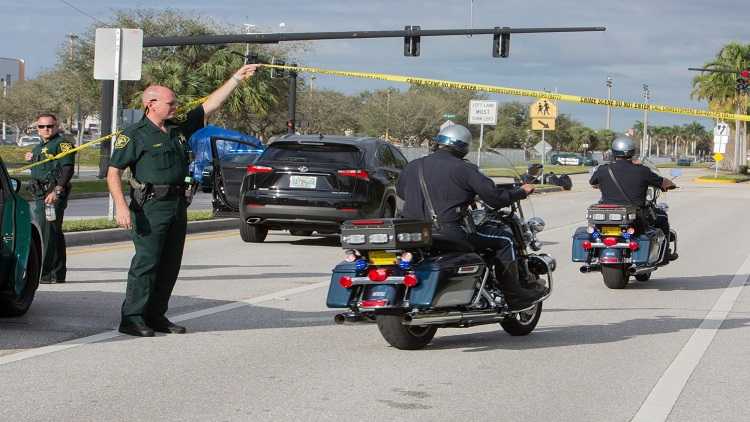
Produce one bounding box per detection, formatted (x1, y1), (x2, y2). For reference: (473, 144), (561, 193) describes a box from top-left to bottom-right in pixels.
(326, 160), (555, 350)
(572, 160), (679, 289)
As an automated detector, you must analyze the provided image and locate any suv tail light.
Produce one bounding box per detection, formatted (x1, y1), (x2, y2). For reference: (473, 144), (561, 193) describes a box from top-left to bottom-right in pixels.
(338, 169), (369, 181)
(247, 165), (273, 175)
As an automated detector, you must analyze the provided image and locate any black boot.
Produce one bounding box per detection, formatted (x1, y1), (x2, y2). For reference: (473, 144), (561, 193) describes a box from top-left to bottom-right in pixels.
(498, 264), (545, 310)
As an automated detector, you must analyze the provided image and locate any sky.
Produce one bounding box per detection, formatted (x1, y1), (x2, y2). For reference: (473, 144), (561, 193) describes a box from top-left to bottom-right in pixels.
(1, 0), (747, 132)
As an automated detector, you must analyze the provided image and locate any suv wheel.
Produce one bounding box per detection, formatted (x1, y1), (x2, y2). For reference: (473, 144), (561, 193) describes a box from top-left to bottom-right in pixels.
(0, 236), (41, 317)
(240, 222), (268, 243)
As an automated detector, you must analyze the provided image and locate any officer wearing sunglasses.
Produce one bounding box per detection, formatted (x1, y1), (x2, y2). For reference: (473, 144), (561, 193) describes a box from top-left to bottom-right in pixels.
(23, 113), (75, 284)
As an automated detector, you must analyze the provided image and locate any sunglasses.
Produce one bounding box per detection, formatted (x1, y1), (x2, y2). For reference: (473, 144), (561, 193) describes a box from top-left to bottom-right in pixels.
(37, 124), (55, 129)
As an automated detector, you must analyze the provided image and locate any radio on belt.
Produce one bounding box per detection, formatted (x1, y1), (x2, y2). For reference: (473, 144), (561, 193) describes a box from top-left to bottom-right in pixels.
(340, 218), (432, 250)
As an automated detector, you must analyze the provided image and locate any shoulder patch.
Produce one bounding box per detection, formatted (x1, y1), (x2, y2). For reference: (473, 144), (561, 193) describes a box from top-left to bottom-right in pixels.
(60, 143), (74, 153)
(174, 112), (187, 123)
(114, 134), (131, 149)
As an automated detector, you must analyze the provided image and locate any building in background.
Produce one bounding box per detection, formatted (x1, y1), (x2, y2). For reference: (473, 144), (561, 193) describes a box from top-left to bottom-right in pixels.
(0, 57), (26, 143)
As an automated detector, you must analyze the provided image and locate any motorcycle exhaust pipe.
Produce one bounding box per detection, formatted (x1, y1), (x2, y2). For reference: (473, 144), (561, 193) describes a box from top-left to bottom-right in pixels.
(628, 266), (656, 275)
(246, 217), (261, 224)
(403, 310), (504, 326)
(334, 312), (369, 325)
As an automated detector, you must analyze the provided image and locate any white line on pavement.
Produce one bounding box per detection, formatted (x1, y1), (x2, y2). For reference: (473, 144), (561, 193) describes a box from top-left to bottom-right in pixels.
(0, 281), (328, 367)
(631, 254), (750, 422)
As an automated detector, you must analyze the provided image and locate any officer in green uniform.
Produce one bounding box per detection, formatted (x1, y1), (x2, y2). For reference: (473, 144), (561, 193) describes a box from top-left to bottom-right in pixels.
(107, 64), (260, 337)
(25, 113), (75, 283)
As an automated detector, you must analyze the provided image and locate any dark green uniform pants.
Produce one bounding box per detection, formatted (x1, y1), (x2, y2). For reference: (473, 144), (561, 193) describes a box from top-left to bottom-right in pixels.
(32, 196), (68, 282)
(121, 196), (187, 326)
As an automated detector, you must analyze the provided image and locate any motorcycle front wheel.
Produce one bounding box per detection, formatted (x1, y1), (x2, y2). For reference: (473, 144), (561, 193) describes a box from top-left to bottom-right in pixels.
(376, 315), (438, 350)
(500, 302), (542, 336)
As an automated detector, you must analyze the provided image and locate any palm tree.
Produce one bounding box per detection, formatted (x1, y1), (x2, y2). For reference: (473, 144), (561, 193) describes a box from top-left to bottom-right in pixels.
(691, 42), (750, 171)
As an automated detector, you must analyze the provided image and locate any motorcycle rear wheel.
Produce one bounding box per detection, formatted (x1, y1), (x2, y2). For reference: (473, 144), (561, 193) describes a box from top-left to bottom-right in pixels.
(500, 302), (542, 336)
(602, 264), (629, 289)
(376, 315), (438, 350)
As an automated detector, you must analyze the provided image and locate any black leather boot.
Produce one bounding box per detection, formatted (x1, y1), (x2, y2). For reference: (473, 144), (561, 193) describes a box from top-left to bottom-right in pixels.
(497, 264), (545, 310)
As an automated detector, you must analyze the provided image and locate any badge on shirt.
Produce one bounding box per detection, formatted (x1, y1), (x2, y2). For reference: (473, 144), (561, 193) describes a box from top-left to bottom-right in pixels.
(60, 143), (73, 153)
(114, 134), (130, 149)
(41, 147), (54, 159)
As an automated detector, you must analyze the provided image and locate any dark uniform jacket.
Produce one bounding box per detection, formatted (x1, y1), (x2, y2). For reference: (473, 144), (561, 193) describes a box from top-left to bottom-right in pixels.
(30, 133), (75, 197)
(397, 149), (528, 225)
(589, 160), (664, 207)
(109, 106), (204, 185)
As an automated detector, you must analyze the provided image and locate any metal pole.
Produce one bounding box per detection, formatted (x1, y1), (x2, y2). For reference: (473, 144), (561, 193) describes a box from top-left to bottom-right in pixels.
(99, 80), (113, 178)
(606, 77), (612, 130)
(107, 28), (122, 220)
(1, 78), (6, 142)
(541, 130), (546, 179)
(477, 123), (484, 167)
(287, 66), (297, 134)
(642, 84), (649, 157)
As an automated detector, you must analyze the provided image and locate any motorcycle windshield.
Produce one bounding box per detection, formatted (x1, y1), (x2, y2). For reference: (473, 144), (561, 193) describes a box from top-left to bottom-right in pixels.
(483, 148), (536, 219)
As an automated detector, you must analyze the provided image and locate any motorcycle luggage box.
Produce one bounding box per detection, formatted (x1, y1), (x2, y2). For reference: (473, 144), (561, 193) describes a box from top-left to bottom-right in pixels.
(340, 218), (432, 250)
(571, 226), (590, 262)
(409, 252), (485, 308)
(587, 204), (639, 226)
(327, 262), (358, 308)
(630, 227), (666, 265)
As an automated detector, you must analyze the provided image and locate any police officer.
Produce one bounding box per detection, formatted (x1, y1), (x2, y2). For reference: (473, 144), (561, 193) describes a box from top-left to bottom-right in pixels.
(107, 64), (260, 337)
(397, 124), (545, 310)
(24, 113), (75, 284)
(589, 137), (678, 260)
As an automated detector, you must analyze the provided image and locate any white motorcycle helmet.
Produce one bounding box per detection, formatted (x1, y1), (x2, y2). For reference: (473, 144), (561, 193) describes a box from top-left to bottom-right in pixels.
(433, 124), (472, 158)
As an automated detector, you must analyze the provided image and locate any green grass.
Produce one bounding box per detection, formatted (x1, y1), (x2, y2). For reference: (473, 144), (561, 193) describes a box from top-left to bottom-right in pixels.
(62, 210), (215, 232)
(657, 162), (711, 168)
(483, 165), (590, 177)
(0, 144), (101, 167)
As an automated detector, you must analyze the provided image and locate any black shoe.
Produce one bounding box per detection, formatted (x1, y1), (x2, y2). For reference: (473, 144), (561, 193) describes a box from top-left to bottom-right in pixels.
(147, 320), (187, 334)
(39, 277), (57, 284)
(118, 323), (155, 337)
(668, 252), (679, 262)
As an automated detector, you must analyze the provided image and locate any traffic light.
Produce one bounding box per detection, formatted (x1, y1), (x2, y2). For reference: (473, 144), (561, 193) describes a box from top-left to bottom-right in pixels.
(492, 27), (510, 58)
(403, 25), (420, 57)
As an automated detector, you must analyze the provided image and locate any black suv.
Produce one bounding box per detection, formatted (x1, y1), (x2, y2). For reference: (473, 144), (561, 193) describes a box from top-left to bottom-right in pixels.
(213, 134), (408, 243)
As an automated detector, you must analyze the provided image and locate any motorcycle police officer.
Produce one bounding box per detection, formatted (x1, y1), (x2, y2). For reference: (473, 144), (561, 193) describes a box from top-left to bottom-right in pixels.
(24, 113), (75, 283)
(397, 124), (545, 310)
(107, 64), (260, 337)
(589, 137), (678, 260)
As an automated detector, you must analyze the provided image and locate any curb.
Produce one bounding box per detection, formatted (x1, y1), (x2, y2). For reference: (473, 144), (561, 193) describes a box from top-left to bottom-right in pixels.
(65, 218), (238, 247)
(693, 177), (744, 184)
(534, 186), (565, 193)
(69, 192), (109, 200)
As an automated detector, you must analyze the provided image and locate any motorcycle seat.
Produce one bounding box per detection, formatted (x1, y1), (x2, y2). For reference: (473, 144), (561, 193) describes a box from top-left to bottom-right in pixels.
(430, 234), (476, 253)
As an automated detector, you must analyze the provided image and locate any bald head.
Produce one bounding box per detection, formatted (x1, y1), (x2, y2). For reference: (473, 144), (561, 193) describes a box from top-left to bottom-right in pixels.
(142, 85), (178, 124)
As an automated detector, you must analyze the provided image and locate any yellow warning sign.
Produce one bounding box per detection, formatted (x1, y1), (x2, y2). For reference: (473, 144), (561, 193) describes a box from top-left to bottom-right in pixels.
(532, 119), (556, 131)
(530, 98), (557, 119)
(713, 152), (724, 162)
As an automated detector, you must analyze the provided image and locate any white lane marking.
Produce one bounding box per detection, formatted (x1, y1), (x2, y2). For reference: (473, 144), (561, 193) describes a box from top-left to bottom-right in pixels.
(631, 254), (750, 422)
(0, 281), (328, 366)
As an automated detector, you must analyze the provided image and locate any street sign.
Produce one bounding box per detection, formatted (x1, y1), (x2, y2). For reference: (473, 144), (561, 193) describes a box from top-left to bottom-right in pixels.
(534, 140), (552, 155)
(713, 121), (729, 153)
(468, 100), (498, 125)
(442, 113), (457, 119)
(94, 28), (143, 81)
(530, 98), (557, 119)
(532, 118), (556, 130)
(714, 152), (724, 162)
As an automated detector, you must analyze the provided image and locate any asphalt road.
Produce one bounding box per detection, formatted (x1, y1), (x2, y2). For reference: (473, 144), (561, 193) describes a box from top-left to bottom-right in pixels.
(2, 168), (749, 421)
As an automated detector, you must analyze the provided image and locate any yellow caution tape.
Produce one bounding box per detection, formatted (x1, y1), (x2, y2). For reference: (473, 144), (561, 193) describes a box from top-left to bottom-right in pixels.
(10, 96), (207, 175)
(262, 64), (750, 122)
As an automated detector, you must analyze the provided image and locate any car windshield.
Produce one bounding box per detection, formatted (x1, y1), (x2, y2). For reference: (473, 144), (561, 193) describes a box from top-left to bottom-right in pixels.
(261, 142), (362, 166)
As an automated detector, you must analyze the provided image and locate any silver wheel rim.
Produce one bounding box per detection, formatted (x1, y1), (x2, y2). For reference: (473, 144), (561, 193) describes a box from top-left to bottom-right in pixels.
(514, 304), (539, 326)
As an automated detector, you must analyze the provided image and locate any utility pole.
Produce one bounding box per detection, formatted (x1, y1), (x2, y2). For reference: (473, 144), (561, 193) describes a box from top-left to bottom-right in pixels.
(68, 33), (82, 176)
(385, 90), (391, 142)
(1, 76), (6, 143)
(605, 76), (613, 130)
(642, 84), (649, 157)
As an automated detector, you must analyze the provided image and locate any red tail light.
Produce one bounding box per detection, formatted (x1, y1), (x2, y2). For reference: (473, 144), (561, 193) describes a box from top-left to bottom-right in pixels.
(338, 169), (369, 181)
(247, 165), (273, 175)
(403, 273), (418, 287)
(603, 237), (618, 247)
(368, 268), (390, 282)
(628, 241), (639, 251)
(352, 219), (384, 226)
(338, 276), (353, 288)
(741, 69), (750, 79)
(582, 240), (593, 250)
(360, 299), (389, 308)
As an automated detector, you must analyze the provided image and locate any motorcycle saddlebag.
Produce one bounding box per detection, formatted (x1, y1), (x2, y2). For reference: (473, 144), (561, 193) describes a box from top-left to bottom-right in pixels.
(630, 227), (666, 265)
(408, 252), (486, 308)
(327, 261), (358, 308)
(340, 218), (432, 251)
(571, 226), (590, 262)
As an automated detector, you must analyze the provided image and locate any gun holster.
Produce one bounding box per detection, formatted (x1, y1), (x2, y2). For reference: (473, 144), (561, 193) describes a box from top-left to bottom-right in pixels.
(27, 179), (52, 200)
(129, 177), (152, 209)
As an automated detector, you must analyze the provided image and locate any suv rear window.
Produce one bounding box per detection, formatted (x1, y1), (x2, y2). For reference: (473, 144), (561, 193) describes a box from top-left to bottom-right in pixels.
(261, 142), (362, 166)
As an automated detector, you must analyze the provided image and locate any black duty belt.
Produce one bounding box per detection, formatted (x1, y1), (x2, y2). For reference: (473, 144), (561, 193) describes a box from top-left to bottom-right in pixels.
(150, 184), (185, 199)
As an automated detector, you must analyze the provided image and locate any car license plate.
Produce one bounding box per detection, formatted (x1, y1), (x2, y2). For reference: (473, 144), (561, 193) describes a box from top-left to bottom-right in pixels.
(601, 226), (622, 236)
(289, 175), (317, 189)
(368, 250), (397, 266)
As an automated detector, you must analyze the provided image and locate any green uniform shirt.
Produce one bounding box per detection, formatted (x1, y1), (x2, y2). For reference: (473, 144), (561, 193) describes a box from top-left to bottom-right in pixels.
(30, 133), (76, 183)
(110, 106), (205, 185)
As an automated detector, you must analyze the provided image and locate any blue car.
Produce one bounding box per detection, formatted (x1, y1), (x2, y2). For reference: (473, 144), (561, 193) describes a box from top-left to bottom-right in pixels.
(188, 125), (264, 193)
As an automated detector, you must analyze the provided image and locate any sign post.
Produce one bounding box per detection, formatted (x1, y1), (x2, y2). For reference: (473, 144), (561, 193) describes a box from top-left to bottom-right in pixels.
(530, 98), (558, 175)
(94, 28), (143, 219)
(468, 100), (497, 167)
